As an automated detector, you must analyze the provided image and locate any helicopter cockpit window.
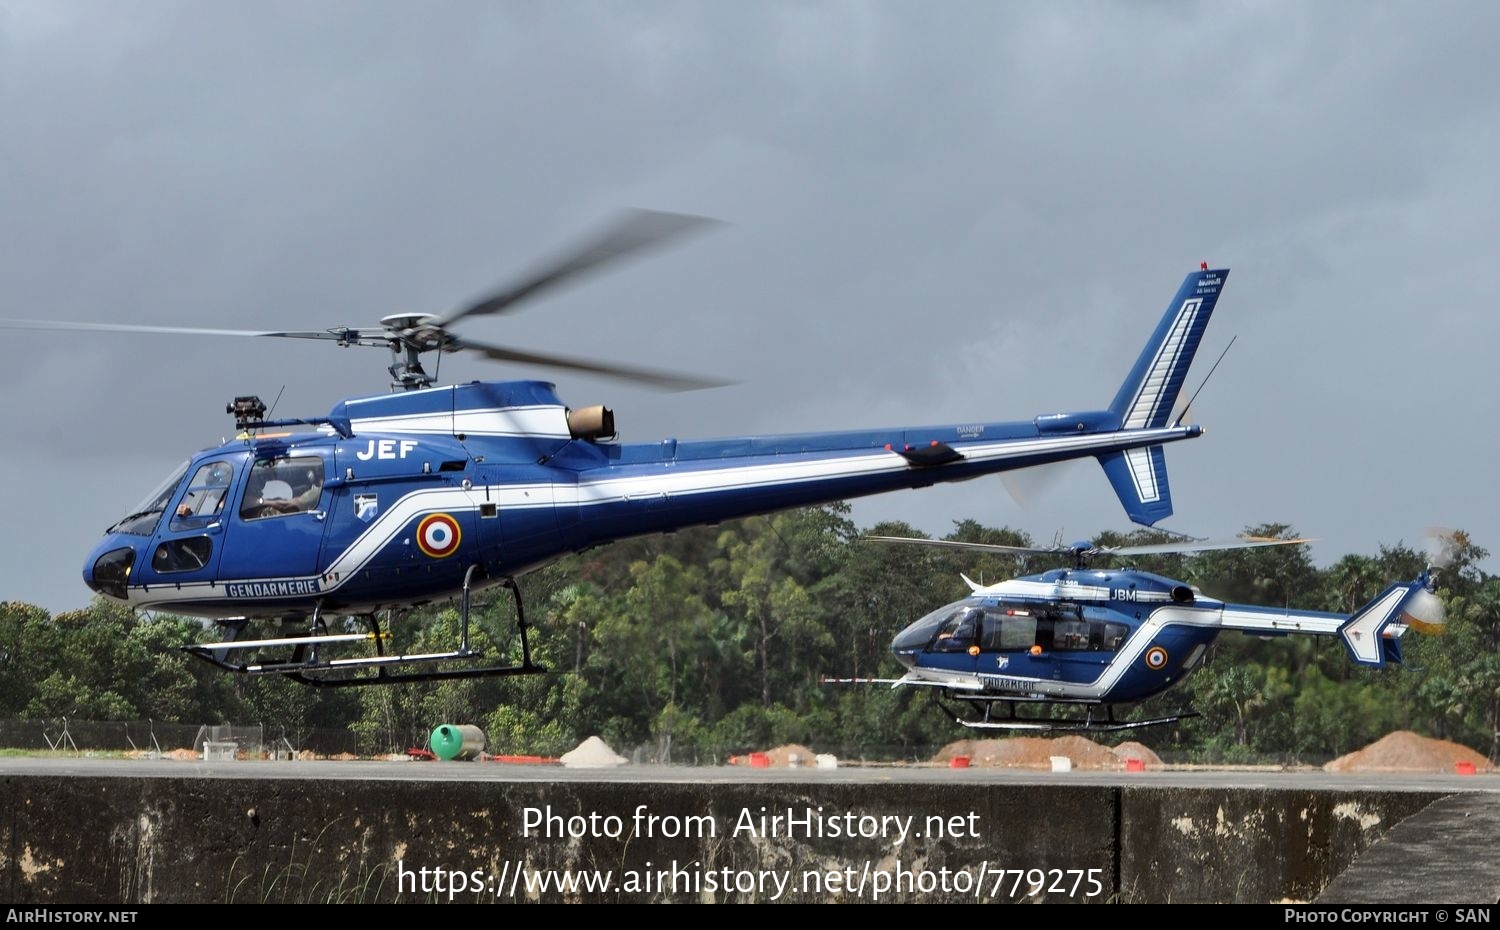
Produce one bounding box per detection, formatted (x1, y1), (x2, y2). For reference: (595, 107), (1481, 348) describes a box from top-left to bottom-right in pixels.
(932, 607), (981, 652)
(109, 460), (191, 536)
(240, 456), (324, 521)
(170, 461), (234, 530)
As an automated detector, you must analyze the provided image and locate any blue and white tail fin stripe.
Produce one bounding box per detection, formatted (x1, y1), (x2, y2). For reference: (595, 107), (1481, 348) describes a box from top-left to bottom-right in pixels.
(1091, 267), (1229, 526)
(1097, 446), (1171, 526)
(1338, 581), (1420, 668)
(1109, 268), (1229, 431)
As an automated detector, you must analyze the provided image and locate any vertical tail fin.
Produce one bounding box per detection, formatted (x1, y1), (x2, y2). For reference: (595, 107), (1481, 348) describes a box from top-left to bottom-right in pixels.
(1340, 580), (1426, 667)
(1109, 268), (1230, 430)
(1097, 267), (1230, 526)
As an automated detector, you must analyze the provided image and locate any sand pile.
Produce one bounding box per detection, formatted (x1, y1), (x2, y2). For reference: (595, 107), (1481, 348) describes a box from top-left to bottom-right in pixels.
(934, 735), (1155, 769)
(560, 736), (627, 768)
(763, 744), (816, 767)
(1324, 731), (1491, 773)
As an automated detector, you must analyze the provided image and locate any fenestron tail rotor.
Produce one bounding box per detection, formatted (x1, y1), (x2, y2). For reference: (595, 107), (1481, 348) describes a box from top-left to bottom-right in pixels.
(0, 208), (731, 393)
(1423, 525), (1463, 574)
(1402, 526), (1461, 635)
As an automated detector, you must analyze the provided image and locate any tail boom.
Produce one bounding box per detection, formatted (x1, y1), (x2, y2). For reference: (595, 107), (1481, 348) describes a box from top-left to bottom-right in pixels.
(1217, 579), (1426, 669)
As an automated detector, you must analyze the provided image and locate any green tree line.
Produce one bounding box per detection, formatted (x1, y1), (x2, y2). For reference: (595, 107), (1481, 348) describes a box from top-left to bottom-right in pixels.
(2, 505), (1496, 763)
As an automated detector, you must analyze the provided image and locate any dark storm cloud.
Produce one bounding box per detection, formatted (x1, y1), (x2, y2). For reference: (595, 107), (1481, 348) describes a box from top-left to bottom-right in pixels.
(3, 1), (1498, 613)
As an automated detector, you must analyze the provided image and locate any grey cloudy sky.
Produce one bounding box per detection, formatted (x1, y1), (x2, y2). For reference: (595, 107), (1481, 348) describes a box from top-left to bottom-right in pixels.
(3, 1), (1499, 615)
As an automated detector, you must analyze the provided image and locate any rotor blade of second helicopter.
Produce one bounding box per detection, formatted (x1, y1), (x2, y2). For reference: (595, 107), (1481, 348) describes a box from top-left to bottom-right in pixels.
(453, 337), (733, 392)
(438, 209), (723, 328)
(862, 537), (1065, 557)
(863, 534), (1314, 559)
(1105, 536), (1314, 556)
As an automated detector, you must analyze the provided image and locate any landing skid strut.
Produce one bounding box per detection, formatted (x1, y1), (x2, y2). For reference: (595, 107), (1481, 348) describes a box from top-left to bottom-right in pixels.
(934, 692), (1199, 733)
(182, 566), (547, 687)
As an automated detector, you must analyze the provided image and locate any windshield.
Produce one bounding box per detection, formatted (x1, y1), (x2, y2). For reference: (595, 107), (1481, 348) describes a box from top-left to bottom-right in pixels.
(109, 460), (190, 536)
(892, 599), (976, 653)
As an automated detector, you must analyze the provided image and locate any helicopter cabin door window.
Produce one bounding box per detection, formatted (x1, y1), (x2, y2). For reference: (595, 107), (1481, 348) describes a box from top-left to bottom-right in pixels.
(170, 461), (234, 530)
(241, 457), (325, 520)
(982, 609), (1038, 651)
(978, 603), (1126, 653)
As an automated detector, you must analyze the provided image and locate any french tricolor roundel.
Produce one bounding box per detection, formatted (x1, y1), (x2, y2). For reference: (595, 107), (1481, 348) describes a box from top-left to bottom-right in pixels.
(1144, 646), (1169, 671)
(417, 513), (462, 558)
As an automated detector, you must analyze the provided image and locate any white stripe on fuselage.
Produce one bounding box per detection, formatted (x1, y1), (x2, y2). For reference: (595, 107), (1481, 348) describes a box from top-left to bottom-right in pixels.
(569, 427), (1187, 505)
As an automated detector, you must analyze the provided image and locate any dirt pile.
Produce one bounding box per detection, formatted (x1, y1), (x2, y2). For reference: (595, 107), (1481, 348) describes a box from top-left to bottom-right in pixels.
(728, 743), (819, 767)
(934, 736), (1160, 769)
(1324, 731), (1491, 773)
(763, 744), (816, 767)
(1112, 741), (1164, 768)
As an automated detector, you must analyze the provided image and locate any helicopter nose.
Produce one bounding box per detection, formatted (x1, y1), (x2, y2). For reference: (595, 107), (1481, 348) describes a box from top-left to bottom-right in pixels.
(85, 545), (136, 601)
(890, 615), (940, 668)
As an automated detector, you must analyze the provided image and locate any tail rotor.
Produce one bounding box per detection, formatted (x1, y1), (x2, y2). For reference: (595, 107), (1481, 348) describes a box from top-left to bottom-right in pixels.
(1401, 526), (1459, 635)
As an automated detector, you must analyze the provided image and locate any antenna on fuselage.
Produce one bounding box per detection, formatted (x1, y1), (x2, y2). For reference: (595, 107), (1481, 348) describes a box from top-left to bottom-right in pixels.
(1173, 335), (1236, 428)
(265, 385), (286, 420)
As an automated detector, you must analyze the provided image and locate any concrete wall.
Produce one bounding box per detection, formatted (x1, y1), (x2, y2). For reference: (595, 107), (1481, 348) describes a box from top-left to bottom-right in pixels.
(0, 774), (1441, 904)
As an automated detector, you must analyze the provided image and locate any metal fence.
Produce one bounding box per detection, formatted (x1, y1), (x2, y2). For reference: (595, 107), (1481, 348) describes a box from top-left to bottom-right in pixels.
(0, 718), (357, 757)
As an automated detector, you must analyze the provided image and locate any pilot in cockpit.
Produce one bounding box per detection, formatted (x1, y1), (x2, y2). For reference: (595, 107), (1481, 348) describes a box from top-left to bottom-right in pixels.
(174, 462), (232, 521)
(242, 461), (323, 519)
(933, 606), (983, 652)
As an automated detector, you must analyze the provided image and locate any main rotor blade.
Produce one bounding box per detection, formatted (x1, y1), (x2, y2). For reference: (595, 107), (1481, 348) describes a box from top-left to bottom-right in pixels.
(438, 209), (723, 327)
(452, 336), (734, 392)
(0, 319), (382, 344)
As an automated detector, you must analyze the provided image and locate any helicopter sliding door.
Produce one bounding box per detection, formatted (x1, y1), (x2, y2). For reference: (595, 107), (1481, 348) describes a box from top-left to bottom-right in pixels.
(977, 603), (1125, 686)
(217, 452), (331, 580)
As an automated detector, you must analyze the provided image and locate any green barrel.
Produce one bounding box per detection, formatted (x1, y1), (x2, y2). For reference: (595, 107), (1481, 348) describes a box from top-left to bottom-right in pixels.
(429, 724), (486, 760)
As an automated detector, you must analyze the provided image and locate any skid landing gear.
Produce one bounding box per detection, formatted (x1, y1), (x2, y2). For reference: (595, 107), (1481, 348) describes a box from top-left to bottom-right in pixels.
(935, 691), (1199, 733)
(182, 566), (546, 687)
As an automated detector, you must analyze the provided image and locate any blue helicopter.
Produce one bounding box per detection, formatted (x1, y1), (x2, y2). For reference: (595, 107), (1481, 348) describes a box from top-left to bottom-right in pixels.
(3, 211), (1234, 687)
(855, 534), (1450, 732)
